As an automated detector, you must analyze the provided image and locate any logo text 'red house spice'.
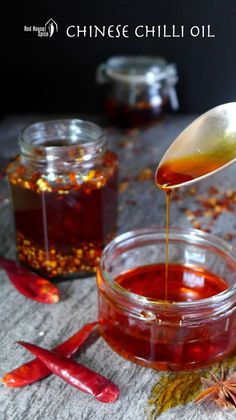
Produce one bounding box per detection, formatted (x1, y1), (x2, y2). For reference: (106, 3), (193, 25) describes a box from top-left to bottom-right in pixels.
(24, 18), (58, 38)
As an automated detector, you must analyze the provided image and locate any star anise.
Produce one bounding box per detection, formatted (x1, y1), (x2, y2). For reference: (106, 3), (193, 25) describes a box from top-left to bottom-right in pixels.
(195, 367), (236, 409)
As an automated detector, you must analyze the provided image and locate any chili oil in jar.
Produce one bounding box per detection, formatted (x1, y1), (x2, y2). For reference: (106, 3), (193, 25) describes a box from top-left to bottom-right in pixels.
(97, 228), (236, 371)
(96, 56), (179, 128)
(7, 119), (118, 279)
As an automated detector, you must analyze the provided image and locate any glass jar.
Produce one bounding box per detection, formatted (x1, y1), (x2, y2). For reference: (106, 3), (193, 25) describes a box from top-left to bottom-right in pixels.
(96, 55), (179, 128)
(7, 119), (118, 279)
(97, 228), (236, 371)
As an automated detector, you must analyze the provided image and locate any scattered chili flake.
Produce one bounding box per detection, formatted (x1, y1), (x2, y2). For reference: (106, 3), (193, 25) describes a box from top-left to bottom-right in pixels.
(117, 139), (133, 149)
(223, 233), (235, 241)
(184, 209), (194, 220)
(192, 221), (201, 229)
(208, 186), (219, 195)
(192, 209), (203, 218)
(203, 210), (213, 218)
(172, 193), (183, 202)
(174, 185), (236, 237)
(200, 197), (217, 208)
(226, 190), (233, 198)
(185, 187), (197, 196)
(201, 227), (211, 233)
(136, 167), (153, 181)
(119, 181), (129, 193)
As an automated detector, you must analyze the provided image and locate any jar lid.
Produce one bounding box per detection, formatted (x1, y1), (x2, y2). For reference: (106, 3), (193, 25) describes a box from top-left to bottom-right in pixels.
(97, 55), (178, 84)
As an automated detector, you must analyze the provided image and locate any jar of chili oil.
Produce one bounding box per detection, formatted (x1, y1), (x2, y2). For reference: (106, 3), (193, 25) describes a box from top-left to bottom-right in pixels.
(7, 119), (118, 279)
(96, 55), (179, 128)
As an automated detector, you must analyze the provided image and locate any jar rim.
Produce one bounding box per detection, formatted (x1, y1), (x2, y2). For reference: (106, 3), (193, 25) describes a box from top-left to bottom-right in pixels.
(99, 227), (236, 310)
(100, 55), (177, 84)
(20, 119), (106, 163)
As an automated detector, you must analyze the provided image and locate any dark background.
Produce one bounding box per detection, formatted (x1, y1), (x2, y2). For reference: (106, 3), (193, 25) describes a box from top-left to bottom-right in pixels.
(1, 0), (236, 117)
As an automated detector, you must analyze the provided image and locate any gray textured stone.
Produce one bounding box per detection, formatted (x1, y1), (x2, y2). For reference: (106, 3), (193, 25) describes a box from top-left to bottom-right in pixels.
(0, 115), (236, 420)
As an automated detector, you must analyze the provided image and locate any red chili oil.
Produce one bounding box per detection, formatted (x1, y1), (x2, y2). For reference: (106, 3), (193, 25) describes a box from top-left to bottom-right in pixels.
(98, 261), (236, 371)
(7, 120), (118, 279)
(97, 56), (178, 128)
(9, 163), (117, 278)
(115, 263), (228, 301)
(155, 153), (230, 299)
(155, 155), (228, 189)
(105, 97), (168, 128)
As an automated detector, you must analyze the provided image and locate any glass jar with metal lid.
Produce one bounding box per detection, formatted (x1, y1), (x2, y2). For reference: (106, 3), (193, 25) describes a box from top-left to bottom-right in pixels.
(96, 55), (179, 128)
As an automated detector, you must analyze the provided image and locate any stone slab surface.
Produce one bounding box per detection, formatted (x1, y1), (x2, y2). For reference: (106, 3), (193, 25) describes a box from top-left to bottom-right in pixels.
(0, 115), (236, 420)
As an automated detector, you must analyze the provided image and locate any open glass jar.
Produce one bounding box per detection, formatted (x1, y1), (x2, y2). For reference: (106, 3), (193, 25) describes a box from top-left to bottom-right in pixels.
(97, 228), (236, 371)
(97, 56), (179, 128)
(7, 119), (118, 279)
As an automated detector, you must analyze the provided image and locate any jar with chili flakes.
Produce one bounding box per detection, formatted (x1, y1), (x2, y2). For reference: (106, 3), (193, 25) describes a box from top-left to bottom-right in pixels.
(7, 119), (118, 279)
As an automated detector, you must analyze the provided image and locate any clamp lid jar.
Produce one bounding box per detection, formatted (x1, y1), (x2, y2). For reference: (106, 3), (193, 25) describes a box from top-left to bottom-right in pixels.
(97, 55), (179, 128)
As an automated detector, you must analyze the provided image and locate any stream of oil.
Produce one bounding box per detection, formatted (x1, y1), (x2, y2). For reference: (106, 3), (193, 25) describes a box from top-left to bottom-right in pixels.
(156, 156), (200, 301)
(156, 152), (218, 300)
(164, 190), (172, 300)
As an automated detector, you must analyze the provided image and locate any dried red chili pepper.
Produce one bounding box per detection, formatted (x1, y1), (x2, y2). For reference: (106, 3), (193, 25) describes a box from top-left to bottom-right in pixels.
(1, 322), (97, 388)
(0, 256), (60, 303)
(18, 341), (119, 403)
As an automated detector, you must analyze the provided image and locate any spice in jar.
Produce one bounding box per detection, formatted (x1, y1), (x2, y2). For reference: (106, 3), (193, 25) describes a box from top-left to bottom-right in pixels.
(7, 119), (118, 279)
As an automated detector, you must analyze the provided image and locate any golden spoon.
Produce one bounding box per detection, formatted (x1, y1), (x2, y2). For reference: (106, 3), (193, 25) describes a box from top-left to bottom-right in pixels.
(156, 102), (236, 190)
